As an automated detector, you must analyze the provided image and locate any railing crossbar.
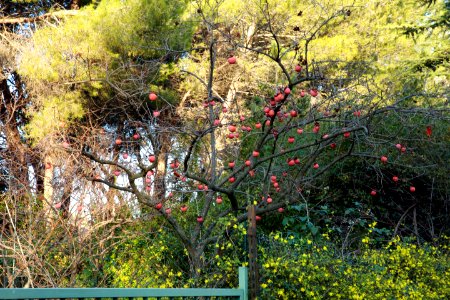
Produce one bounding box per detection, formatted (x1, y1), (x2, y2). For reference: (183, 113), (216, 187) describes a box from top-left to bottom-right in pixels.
(0, 268), (248, 300)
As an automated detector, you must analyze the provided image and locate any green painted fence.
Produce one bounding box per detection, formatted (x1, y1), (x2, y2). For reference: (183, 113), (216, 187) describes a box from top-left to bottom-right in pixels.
(0, 267), (248, 300)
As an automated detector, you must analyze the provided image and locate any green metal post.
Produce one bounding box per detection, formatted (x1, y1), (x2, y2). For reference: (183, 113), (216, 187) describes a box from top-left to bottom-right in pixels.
(238, 266), (248, 300)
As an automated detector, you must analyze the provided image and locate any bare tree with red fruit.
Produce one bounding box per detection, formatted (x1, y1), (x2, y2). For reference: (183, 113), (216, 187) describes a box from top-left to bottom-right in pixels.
(75, 1), (448, 294)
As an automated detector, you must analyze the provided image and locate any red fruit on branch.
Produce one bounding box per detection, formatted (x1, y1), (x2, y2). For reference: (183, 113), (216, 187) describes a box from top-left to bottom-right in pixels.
(255, 216), (262, 221)
(313, 163), (319, 169)
(227, 56), (236, 64)
(380, 156), (388, 163)
(252, 150), (260, 157)
(249, 170), (255, 177)
(165, 208), (172, 215)
(297, 128), (304, 134)
(370, 190), (377, 196)
(228, 177), (235, 183)
(115, 138), (122, 145)
(180, 205), (188, 212)
(300, 90), (306, 97)
(309, 89), (318, 97)
(149, 93), (157, 101)
(155, 203), (163, 210)
(426, 126), (432, 137)
(396, 143), (402, 150)
(410, 186), (416, 192)
(153, 111), (160, 117)
(344, 132), (351, 138)
(197, 216), (204, 223)
(228, 161), (235, 168)
(288, 136), (295, 143)
(290, 110), (298, 117)
(216, 196), (223, 204)
(245, 160), (251, 166)
(393, 176), (399, 182)
(295, 65), (302, 72)
(228, 125), (237, 132)
(133, 133), (140, 140)
(278, 207), (285, 213)
(267, 197), (273, 203)
(330, 143), (337, 149)
(275, 93), (284, 102)
(255, 122), (262, 129)
(149, 155), (156, 163)
(288, 160), (295, 166)
(113, 170), (121, 176)
(284, 87), (291, 95)
(122, 153), (128, 159)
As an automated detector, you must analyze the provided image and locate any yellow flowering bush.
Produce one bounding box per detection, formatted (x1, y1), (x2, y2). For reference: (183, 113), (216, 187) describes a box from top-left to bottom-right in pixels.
(259, 234), (450, 299)
(95, 219), (449, 300)
(102, 228), (186, 288)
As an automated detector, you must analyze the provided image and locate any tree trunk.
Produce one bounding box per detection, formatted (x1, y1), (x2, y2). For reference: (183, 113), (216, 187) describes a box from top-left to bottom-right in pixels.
(70, 0), (80, 10)
(103, 123), (124, 220)
(30, 158), (44, 198)
(153, 133), (171, 201)
(187, 246), (204, 285)
(43, 154), (54, 218)
(60, 177), (74, 219)
(1, 73), (36, 196)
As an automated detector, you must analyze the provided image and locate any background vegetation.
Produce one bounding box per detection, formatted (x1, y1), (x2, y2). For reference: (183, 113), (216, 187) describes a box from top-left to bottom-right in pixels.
(1, 0), (448, 298)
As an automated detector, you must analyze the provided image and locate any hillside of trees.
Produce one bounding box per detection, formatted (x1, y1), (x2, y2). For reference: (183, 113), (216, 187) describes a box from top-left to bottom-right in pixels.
(1, 0), (449, 298)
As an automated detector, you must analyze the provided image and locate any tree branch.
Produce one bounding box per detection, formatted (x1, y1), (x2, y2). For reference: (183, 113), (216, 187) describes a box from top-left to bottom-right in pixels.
(0, 10), (79, 25)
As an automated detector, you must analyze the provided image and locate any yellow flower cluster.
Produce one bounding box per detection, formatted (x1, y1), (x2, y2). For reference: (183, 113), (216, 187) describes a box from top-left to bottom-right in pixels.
(258, 234), (449, 299)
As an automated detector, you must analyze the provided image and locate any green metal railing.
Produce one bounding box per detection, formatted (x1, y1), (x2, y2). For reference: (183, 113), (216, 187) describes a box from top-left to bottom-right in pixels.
(0, 267), (248, 300)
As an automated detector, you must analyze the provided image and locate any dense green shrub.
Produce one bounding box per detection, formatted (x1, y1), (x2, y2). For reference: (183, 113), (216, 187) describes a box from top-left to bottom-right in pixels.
(97, 219), (449, 299)
(259, 233), (450, 299)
